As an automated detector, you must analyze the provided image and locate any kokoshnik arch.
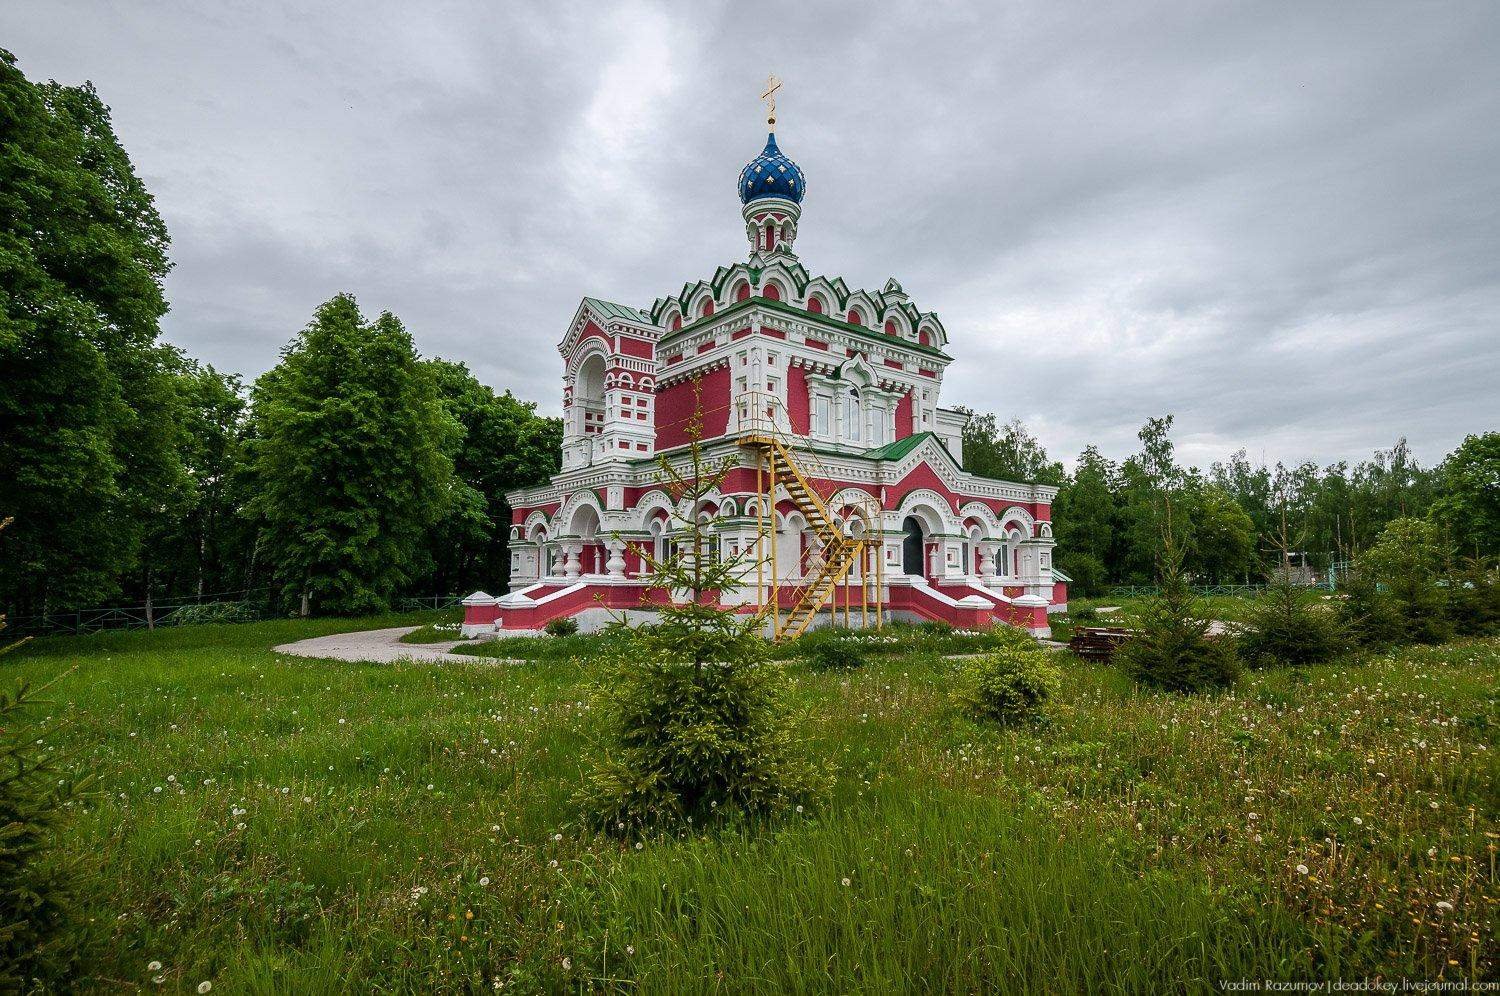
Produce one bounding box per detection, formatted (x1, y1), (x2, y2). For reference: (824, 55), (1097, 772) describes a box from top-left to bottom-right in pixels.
(461, 90), (1069, 638)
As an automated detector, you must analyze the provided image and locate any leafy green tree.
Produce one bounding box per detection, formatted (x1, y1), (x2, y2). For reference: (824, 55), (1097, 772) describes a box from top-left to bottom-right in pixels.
(246, 294), (459, 614)
(1183, 483), (1256, 583)
(957, 412), (1065, 485)
(1114, 416), (1181, 583)
(0, 51), (187, 614)
(423, 360), (561, 594)
(1052, 445), (1115, 595)
(136, 362), (250, 608)
(1428, 432), (1499, 560)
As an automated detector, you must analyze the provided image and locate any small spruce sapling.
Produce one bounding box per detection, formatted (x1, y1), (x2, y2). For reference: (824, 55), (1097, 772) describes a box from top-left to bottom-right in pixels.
(0, 519), (90, 989)
(1118, 504), (1241, 693)
(578, 384), (830, 831)
(1239, 496), (1345, 668)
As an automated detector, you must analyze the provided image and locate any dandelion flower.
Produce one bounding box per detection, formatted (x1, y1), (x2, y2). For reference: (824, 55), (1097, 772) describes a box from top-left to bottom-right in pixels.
(148, 961), (162, 972)
(1296, 864), (1309, 875)
(479, 876), (490, 886)
(1436, 901), (1453, 912)
(198, 983), (213, 994)
(841, 877), (851, 887)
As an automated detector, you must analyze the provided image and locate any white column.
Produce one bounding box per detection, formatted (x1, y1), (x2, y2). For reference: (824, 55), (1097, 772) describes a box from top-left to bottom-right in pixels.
(605, 540), (626, 578)
(563, 543), (582, 580)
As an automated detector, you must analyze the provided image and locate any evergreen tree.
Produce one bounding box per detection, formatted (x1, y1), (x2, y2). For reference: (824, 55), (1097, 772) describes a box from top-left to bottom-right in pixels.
(579, 384), (829, 831)
(1117, 507), (1241, 693)
(246, 294), (459, 614)
(0, 519), (88, 989)
(0, 51), (187, 614)
(1360, 517), (1452, 645)
(1239, 504), (1345, 668)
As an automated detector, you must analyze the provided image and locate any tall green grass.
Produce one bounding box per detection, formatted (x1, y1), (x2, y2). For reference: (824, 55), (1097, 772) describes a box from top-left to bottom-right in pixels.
(4, 616), (1494, 991)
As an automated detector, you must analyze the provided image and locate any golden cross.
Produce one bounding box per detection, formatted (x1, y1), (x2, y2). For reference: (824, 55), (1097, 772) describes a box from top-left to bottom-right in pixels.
(761, 74), (782, 126)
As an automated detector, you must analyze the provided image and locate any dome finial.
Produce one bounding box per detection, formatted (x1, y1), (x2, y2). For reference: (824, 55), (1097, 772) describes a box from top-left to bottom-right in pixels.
(761, 73), (782, 127)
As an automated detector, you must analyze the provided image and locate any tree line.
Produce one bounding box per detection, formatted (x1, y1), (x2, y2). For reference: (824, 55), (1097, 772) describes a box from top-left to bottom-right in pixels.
(0, 51), (560, 619)
(960, 412), (1497, 596)
(2, 51), (1493, 617)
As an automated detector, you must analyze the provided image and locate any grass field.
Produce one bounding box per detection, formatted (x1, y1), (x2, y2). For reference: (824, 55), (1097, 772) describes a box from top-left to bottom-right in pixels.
(6, 612), (1496, 992)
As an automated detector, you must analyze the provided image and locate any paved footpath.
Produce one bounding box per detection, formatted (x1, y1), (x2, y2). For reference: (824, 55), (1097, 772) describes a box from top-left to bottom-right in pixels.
(273, 626), (468, 664)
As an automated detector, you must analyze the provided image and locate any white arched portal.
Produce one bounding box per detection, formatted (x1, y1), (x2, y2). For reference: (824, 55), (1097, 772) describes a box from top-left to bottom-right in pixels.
(776, 510), (808, 580)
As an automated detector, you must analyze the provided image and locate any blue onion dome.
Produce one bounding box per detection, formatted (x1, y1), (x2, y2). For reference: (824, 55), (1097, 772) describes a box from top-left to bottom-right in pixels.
(738, 132), (805, 204)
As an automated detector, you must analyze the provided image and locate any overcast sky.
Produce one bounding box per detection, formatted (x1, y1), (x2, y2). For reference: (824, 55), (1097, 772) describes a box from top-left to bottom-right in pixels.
(7, 1), (1498, 470)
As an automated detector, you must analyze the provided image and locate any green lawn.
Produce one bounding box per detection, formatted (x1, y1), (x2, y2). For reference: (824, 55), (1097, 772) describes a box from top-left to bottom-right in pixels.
(7, 614), (1496, 992)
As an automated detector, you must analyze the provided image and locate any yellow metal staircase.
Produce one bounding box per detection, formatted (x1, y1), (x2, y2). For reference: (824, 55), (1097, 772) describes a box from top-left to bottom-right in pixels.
(741, 432), (869, 639)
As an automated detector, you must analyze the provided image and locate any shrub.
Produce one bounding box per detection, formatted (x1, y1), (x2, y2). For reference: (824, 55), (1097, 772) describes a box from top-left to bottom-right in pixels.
(1444, 560), (1499, 637)
(1359, 518), (1453, 645)
(165, 600), (262, 626)
(544, 616), (580, 638)
(957, 648), (1057, 725)
(1335, 561), (1407, 648)
(1119, 533), (1241, 693)
(1238, 570), (1346, 669)
(1070, 606), (1099, 622)
(803, 635), (868, 671)
(578, 629), (831, 831)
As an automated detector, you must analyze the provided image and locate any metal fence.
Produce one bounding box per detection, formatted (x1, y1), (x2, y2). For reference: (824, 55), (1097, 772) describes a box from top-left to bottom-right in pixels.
(6, 591), (464, 638)
(1106, 583), (1267, 598)
(1105, 580), (1333, 598)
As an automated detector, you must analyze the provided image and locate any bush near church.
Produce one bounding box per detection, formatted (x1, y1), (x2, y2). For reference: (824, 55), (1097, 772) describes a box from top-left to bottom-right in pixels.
(957, 647), (1058, 726)
(544, 616), (579, 637)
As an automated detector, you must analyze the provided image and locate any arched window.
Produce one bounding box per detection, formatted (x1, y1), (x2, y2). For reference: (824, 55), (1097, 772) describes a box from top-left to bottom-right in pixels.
(807, 295), (824, 315)
(846, 309), (864, 326)
(698, 298), (714, 319)
(884, 319), (897, 336)
(846, 387), (862, 443)
(763, 282), (781, 302)
(649, 517), (668, 569)
(734, 281), (750, 302)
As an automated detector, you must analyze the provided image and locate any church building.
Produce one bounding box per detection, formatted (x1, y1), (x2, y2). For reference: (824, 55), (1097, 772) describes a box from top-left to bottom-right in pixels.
(462, 91), (1067, 639)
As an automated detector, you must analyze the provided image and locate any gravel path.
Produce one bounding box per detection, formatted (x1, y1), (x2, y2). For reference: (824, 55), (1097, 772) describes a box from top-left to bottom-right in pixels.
(273, 626), (467, 664)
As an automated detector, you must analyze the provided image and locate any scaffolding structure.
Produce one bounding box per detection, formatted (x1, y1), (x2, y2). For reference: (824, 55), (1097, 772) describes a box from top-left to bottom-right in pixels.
(738, 392), (884, 640)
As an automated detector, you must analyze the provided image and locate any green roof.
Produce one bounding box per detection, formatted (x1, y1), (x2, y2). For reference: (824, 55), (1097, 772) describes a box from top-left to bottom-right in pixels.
(861, 431), (943, 462)
(583, 297), (650, 323)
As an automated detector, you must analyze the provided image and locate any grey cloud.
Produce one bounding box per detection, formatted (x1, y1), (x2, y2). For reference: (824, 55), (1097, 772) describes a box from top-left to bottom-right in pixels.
(5, 0), (1496, 470)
